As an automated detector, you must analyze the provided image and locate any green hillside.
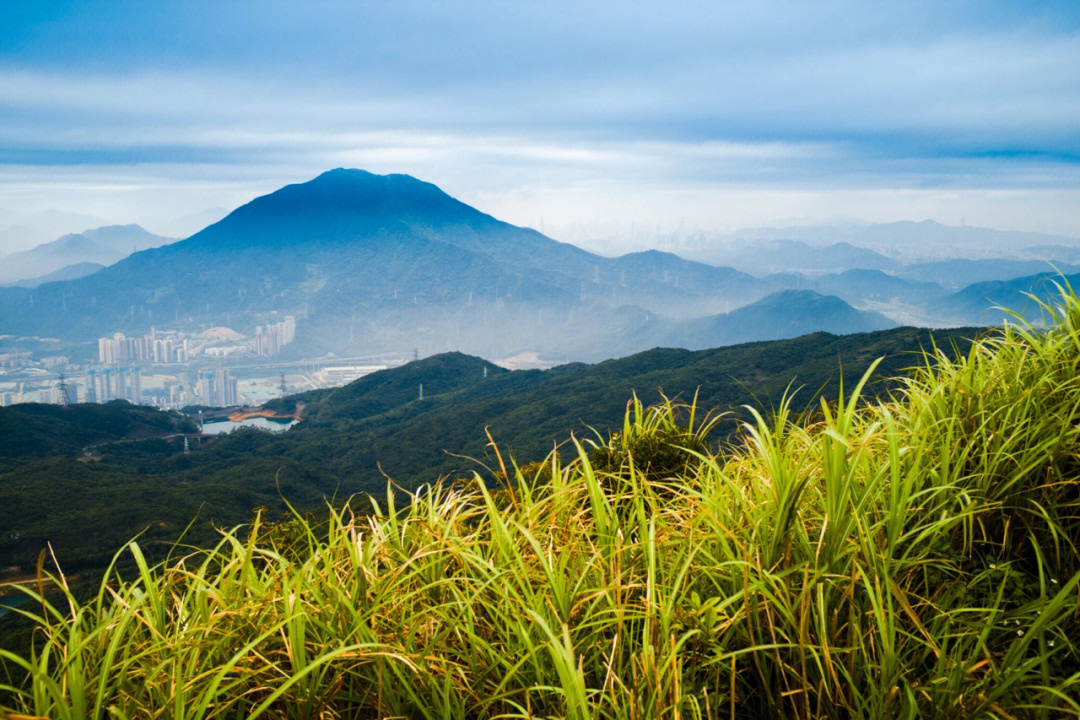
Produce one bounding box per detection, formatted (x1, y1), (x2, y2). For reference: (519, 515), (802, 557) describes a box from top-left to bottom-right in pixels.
(0, 401), (196, 458)
(3, 293), (1078, 718)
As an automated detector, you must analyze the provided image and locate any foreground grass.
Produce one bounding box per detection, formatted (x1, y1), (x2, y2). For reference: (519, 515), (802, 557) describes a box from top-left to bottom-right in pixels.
(3, 293), (1080, 718)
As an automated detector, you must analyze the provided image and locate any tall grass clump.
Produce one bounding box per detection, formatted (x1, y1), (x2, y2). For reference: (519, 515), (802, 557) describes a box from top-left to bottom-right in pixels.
(3, 288), (1080, 719)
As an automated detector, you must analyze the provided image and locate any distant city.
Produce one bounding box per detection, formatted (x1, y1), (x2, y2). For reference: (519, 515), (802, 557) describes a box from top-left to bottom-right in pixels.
(0, 314), (398, 410)
(97, 316), (294, 365)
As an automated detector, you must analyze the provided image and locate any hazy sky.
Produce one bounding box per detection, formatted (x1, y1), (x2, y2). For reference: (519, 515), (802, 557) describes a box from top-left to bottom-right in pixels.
(2, 1), (1079, 248)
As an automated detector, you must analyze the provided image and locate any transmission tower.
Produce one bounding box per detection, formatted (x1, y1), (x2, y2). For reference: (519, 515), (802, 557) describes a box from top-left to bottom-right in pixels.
(279, 372), (288, 397)
(56, 373), (71, 407)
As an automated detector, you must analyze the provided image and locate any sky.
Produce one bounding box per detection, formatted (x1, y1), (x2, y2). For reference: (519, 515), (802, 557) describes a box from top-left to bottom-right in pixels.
(2, 1), (1079, 250)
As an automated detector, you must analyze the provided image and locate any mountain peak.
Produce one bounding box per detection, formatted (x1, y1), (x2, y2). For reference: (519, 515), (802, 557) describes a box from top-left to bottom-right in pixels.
(309, 167), (415, 185)
(295, 168), (448, 199)
(193, 169), (491, 246)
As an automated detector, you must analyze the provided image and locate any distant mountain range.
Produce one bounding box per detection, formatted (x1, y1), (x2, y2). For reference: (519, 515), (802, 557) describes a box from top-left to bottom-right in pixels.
(0, 209), (109, 254)
(0, 170), (896, 361)
(2, 261), (106, 288)
(0, 170), (1076, 361)
(896, 258), (1080, 290)
(0, 224), (174, 284)
(664, 290), (896, 350)
(695, 239), (899, 275)
(699, 220), (1080, 263)
(937, 272), (1080, 325)
(0, 225), (48, 255)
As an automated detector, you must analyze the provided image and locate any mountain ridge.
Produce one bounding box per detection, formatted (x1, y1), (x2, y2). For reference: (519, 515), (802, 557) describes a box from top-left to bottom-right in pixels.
(0, 224), (174, 284)
(2, 261), (106, 288)
(0, 170), (870, 361)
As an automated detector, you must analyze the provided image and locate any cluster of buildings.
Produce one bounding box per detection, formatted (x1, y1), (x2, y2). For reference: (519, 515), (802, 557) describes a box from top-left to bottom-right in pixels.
(85, 367), (143, 403)
(96, 317), (296, 365)
(0, 386), (74, 406)
(0, 351), (33, 369)
(86, 366), (239, 408)
(98, 330), (191, 365)
(254, 316), (296, 356)
(316, 365), (387, 385)
(0, 370), (221, 410)
(1, 317), (306, 411)
(197, 368), (239, 407)
(91, 329), (194, 408)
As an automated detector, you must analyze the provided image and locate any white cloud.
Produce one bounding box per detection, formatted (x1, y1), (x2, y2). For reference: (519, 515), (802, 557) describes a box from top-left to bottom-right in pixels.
(1, 3), (1079, 239)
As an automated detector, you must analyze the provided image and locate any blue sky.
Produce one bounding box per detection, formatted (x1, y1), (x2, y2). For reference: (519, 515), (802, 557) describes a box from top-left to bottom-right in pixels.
(2, 1), (1079, 247)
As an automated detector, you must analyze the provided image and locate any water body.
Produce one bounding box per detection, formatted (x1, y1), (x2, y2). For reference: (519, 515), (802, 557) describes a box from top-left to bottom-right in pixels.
(201, 416), (298, 435)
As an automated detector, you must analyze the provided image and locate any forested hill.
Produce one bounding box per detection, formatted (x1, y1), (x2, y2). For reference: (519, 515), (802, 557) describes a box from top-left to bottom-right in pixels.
(0, 401), (197, 459)
(264, 326), (978, 482)
(267, 352), (509, 420)
(0, 326), (978, 574)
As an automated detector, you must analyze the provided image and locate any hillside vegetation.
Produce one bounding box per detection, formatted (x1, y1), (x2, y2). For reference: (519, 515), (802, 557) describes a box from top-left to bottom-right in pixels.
(0, 400), (196, 459)
(3, 289), (1080, 717)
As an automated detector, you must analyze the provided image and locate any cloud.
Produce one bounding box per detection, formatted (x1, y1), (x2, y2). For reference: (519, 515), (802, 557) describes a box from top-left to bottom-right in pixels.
(0, 1), (1078, 234)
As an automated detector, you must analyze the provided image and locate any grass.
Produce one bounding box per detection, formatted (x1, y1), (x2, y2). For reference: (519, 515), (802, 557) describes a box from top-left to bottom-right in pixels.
(3, 288), (1080, 719)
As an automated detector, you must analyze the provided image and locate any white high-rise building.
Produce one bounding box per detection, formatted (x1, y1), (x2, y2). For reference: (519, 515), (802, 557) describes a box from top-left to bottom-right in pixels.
(254, 316), (297, 356)
(98, 330), (192, 365)
(129, 368), (142, 404)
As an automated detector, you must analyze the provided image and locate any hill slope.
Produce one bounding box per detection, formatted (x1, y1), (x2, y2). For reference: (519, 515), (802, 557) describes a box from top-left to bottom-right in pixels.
(0, 401), (196, 459)
(667, 290), (897, 349)
(939, 271), (1080, 324)
(3, 261), (105, 288)
(0, 225), (173, 284)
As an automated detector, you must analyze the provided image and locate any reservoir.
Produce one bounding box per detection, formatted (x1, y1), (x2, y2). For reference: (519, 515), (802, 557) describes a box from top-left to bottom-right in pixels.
(201, 416), (298, 435)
